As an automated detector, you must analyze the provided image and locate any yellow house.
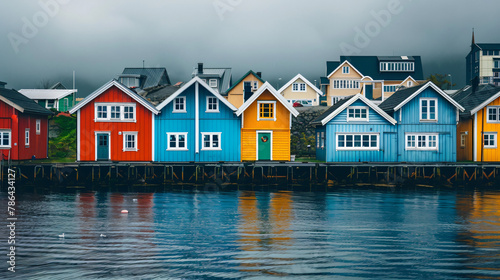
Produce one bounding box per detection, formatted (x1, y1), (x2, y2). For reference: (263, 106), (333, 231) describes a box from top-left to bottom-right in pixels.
(453, 84), (500, 162)
(225, 70), (264, 108)
(323, 56), (425, 106)
(236, 82), (299, 161)
(277, 74), (323, 106)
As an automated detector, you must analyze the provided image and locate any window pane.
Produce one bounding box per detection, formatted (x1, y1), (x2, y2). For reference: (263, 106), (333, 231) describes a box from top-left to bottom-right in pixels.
(354, 135), (361, 147)
(178, 135), (185, 148)
(169, 135), (176, 148)
(371, 135), (377, 147)
(346, 135), (353, 147)
(362, 135), (369, 147)
(338, 135), (345, 147)
(213, 135), (219, 148)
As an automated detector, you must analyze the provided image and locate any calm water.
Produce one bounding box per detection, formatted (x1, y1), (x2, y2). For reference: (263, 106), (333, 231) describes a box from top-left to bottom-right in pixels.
(1, 187), (500, 279)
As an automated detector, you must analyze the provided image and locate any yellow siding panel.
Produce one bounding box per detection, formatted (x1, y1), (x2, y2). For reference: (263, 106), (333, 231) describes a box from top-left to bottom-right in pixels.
(477, 98), (500, 162)
(272, 130), (291, 161)
(241, 130), (256, 161)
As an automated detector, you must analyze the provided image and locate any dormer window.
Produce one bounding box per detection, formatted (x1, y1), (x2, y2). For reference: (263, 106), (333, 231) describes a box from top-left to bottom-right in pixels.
(209, 79), (218, 88)
(342, 66), (349, 74)
(380, 62), (414, 72)
(120, 77), (140, 88)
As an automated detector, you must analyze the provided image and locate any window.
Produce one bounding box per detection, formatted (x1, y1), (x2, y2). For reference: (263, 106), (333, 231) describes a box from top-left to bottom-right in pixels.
(0, 130), (11, 148)
(460, 133), (467, 148)
(342, 66), (349, 74)
(167, 133), (188, 150)
(123, 132), (138, 151)
(25, 129), (30, 147)
(494, 60), (500, 69)
(384, 85), (397, 92)
(258, 101), (275, 121)
(252, 81), (259, 90)
(206, 97), (219, 112)
(321, 132), (325, 148)
(201, 133), (221, 150)
(95, 103), (136, 121)
(347, 106), (369, 121)
(484, 133), (497, 148)
(333, 79), (360, 89)
(209, 79), (218, 88)
(487, 106), (500, 123)
(407, 81), (413, 87)
(380, 62), (414, 72)
(337, 133), (378, 150)
(36, 119), (41, 135)
(46, 100), (55, 109)
(120, 77), (140, 88)
(420, 98), (437, 121)
(406, 133), (439, 150)
(173, 97), (186, 113)
(292, 83), (306, 92)
(316, 132), (320, 148)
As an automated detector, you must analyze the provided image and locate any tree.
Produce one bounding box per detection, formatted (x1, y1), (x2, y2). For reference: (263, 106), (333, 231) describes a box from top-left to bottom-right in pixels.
(38, 79), (53, 89)
(426, 74), (456, 90)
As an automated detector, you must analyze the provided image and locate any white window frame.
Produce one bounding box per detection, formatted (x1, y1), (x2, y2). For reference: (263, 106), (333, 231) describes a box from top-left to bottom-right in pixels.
(336, 133), (379, 151)
(0, 130), (11, 148)
(316, 132), (320, 148)
(347, 106), (369, 122)
(45, 99), (55, 109)
(25, 129), (30, 147)
(257, 101), (276, 121)
(173, 97), (186, 113)
(209, 79), (218, 88)
(252, 81), (259, 90)
(292, 83), (306, 92)
(167, 133), (188, 151)
(332, 79), (360, 89)
(420, 98), (438, 122)
(384, 85), (397, 92)
(94, 103), (137, 122)
(487, 106), (500, 123)
(405, 133), (439, 151)
(321, 132), (325, 148)
(484, 132), (497, 149)
(206, 96), (219, 112)
(379, 62), (415, 72)
(201, 132), (222, 151)
(122, 132), (138, 152)
(36, 119), (41, 135)
(342, 66), (349, 74)
(460, 132), (467, 148)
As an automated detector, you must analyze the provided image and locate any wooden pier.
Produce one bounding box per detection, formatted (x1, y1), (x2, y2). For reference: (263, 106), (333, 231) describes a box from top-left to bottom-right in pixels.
(1, 161), (500, 190)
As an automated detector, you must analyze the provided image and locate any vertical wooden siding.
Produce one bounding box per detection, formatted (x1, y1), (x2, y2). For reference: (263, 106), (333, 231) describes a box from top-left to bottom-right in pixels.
(476, 97), (500, 161)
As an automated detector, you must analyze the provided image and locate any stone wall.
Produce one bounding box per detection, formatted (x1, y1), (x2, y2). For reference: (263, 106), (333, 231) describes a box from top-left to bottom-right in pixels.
(291, 106), (328, 157)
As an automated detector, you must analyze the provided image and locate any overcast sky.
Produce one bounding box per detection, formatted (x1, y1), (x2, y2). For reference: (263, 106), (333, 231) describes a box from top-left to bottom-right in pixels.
(1, 0), (499, 97)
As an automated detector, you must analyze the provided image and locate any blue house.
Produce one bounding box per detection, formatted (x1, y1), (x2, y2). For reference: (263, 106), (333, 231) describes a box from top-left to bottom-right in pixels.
(154, 76), (240, 162)
(379, 81), (465, 162)
(311, 93), (397, 162)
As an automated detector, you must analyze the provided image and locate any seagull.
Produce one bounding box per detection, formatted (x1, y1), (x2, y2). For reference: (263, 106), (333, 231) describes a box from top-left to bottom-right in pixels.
(100, 234), (106, 238)
(58, 233), (65, 238)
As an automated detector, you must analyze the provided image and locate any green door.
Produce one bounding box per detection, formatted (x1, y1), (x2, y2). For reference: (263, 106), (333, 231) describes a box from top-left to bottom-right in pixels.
(97, 134), (109, 161)
(258, 132), (271, 161)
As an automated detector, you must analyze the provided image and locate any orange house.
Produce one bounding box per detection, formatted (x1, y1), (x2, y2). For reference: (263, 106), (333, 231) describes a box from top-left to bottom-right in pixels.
(236, 82), (299, 161)
(453, 84), (500, 162)
(69, 80), (159, 162)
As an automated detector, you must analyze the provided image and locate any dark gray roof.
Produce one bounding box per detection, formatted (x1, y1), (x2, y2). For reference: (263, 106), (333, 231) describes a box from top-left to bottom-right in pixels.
(311, 96), (355, 124)
(192, 67), (232, 93)
(378, 82), (428, 113)
(340, 56), (424, 81)
(137, 83), (184, 105)
(0, 88), (53, 115)
(120, 68), (171, 89)
(452, 84), (500, 116)
(326, 61), (340, 76)
(476, 43), (500, 50)
(50, 82), (67, 89)
(320, 77), (329, 85)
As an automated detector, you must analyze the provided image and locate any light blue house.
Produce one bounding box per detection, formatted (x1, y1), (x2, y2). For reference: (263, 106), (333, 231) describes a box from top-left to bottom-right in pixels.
(312, 94), (397, 162)
(154, 76), (240, 162)
(379, 81), (465, 162)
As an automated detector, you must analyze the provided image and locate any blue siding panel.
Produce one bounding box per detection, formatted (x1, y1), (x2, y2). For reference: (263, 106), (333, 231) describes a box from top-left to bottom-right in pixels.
(155, 82), (241, 162)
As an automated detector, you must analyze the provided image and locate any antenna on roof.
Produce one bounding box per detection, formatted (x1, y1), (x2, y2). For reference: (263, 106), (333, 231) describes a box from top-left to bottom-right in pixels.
(143, 60), (145, 68)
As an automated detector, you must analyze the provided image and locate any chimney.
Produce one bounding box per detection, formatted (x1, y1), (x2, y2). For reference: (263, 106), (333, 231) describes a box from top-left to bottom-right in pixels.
(198, 63), (203, 74)
(256, 72), (262, 78)
(0, 81), (6, 89)
(244, 83), (253, 102)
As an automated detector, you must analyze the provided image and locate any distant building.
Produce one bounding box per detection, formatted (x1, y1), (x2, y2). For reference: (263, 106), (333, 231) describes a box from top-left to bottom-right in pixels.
(322, 55), (424, 105)
(277, 74), (323, 106)
(225, 70), (264, 108)
(19, 89), (77, 112)
(0, 81), (53, 161)
(466, 31), (500, 86)
(192, 63), (232, 94)
(117, 67), (171, 90)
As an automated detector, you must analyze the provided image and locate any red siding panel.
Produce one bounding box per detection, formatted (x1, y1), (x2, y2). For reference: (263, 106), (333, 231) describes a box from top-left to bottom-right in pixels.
(78, 85), (153, 161)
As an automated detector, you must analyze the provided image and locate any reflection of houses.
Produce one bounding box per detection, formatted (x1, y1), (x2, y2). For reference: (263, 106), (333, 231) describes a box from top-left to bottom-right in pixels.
(69, 80), (159, 161)
(0, 81), (53, 160)
(453, 83), (500, 162)
(225, 70), (264, 108)
(236, 83), (299, 161)
(192, 63), (232, 94)
(322, 56), (424, 105)
(312, 93), (397, 162)
(19, 88), (77, 112)
(278, 74), (323, 106)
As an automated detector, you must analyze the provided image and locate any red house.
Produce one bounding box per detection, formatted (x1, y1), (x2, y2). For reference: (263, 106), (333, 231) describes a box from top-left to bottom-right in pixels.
(69, 80), (159, 162)
(0, 82), (53, 161)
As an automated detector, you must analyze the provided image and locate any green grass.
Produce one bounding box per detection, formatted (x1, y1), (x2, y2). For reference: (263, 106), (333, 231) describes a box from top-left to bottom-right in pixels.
(49, 115), (76, 161)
